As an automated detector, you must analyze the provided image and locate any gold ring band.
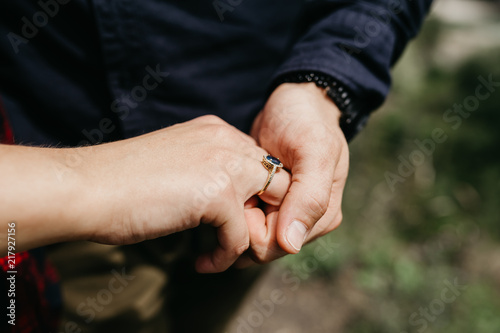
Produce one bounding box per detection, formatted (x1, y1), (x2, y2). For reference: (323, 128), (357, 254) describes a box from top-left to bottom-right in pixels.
(258, 155), (283, 196)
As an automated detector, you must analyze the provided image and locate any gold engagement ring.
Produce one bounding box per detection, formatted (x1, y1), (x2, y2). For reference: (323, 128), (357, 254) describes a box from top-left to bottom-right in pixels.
(257, 154), (283, 195)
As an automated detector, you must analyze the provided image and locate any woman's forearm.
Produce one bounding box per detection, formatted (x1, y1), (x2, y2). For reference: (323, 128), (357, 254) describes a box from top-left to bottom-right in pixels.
(0, 144), (91, 255)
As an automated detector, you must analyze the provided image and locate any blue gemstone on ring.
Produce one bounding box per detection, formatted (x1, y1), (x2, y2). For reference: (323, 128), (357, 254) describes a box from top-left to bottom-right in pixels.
(266, 155), (281, 165)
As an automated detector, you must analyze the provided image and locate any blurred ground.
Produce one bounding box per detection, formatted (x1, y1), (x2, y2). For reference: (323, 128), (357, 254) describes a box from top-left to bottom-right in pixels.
(224, 1), (500, 332)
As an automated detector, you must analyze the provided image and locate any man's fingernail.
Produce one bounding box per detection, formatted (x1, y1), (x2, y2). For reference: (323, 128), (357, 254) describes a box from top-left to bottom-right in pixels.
(286, 220), (308, 252)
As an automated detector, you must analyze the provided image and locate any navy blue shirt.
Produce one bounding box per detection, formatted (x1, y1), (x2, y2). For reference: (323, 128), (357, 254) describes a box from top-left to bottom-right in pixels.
(0, 0), (432, 146)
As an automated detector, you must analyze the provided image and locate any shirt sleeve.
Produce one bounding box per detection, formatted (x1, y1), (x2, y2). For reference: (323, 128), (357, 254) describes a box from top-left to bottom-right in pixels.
(272, 0), (433, 132)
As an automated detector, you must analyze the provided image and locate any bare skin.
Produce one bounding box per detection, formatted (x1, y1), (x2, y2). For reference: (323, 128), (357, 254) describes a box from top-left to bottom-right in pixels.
(0, 83), (350, 273)
(0, 115), (291, 273)
(238, 83), (349, 266)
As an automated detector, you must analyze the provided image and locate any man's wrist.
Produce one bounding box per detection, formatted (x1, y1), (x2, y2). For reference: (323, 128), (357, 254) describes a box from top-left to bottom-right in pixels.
(275, 82), (342, 121)
(272, 71), (352, 114)
(271, 71), (369, 141)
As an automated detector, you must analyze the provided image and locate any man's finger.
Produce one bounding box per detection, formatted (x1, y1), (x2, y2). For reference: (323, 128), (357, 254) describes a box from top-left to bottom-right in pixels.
(275, 151), (337, 254)
(304, 176), (346, 243)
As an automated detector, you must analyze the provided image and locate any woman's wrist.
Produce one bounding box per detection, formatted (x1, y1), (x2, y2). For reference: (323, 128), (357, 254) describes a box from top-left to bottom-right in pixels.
(0, 145), (94, 254)
(55, 146), (100, 244)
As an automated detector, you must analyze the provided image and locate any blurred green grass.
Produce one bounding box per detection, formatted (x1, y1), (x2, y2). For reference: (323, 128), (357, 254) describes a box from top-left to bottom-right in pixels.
(279, 11), (500, 333)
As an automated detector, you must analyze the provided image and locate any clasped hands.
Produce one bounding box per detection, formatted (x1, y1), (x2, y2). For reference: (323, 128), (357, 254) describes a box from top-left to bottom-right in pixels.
(84, 83), (349, 273)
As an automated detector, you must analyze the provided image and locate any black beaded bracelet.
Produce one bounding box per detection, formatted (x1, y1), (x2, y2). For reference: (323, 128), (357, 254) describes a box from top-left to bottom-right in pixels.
(271, 71), (368, 141)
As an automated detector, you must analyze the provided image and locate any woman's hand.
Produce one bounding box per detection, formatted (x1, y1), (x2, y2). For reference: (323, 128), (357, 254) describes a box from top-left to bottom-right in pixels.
(76, 115), (291, 273)
(1, 116), (291, 273)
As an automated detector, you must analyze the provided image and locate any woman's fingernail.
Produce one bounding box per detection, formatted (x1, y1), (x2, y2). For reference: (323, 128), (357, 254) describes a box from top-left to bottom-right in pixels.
(286, 220), (308, 252)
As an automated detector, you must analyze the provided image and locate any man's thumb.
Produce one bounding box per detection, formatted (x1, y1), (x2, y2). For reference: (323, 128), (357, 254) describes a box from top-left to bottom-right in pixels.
(276, 176), (331, 253)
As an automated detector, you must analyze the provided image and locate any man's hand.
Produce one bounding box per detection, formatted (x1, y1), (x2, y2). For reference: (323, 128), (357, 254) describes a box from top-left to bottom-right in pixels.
(241, 82), (349, 265)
